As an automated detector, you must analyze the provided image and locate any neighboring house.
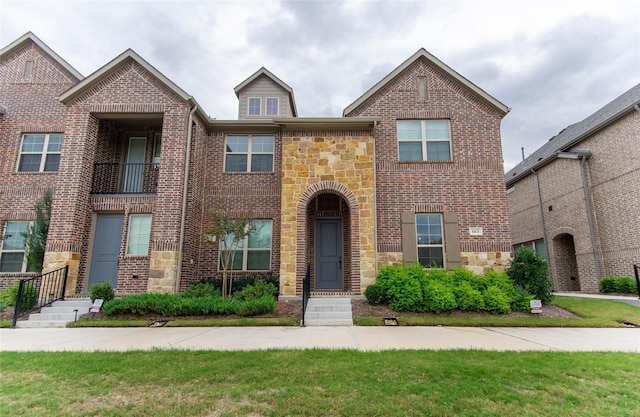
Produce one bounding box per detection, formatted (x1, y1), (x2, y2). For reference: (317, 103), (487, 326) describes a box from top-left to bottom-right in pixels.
(506, 84), (640, 293)
(0, 32), (512, 297)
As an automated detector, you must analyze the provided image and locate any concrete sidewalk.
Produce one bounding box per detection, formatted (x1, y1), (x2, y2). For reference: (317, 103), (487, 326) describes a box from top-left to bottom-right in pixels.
(1, 326), (639, 352)
(554, 292), (640, 307)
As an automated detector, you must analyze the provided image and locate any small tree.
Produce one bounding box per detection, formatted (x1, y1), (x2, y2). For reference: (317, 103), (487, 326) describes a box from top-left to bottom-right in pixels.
(22, 189), (52, 272)
(204, 199), (255, 298)
(506, 246), (553, 303)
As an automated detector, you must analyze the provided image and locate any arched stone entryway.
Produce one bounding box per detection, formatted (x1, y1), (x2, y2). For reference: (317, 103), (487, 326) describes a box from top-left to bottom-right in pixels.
(553, 233), (580, 291)
(295, 181), (361, 295)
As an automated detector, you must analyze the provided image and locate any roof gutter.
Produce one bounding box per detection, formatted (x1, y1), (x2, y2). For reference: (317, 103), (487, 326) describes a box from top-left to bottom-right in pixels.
(175, 104), (198, 293)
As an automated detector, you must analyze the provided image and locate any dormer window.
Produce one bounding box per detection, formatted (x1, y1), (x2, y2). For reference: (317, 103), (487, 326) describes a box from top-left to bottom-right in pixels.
(248, 98), (261, 116)
(266, 97), (279, 115)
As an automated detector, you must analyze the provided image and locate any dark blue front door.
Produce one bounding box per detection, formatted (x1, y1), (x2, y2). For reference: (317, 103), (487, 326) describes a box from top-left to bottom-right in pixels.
(316, 219), (343, 290)
(89, 214), (124, 288)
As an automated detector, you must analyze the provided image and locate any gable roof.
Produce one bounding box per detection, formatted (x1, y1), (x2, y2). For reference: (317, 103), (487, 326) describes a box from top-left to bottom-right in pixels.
(0, 31), (83, 81)
(59, 49), (190, 104)
(343, 48), (510, 117)
(506, 83), (640, 186)
(234, 67), (298, 117)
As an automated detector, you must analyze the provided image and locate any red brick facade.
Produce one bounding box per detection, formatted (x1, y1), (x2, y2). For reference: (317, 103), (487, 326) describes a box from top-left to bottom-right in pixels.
(1, 34), (513, 295)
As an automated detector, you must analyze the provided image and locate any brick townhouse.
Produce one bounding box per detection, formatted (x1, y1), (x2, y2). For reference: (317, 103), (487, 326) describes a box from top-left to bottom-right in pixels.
(506, 83), (640, 293)
(0, 32), (512, 297)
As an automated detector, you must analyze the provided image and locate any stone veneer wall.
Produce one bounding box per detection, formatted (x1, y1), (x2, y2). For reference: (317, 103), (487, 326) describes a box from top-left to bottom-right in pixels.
(42, 252), (80, 297)
(377, 251), (511, 275)
(279, 131), (376, 296)
(148, 251), (179, 293)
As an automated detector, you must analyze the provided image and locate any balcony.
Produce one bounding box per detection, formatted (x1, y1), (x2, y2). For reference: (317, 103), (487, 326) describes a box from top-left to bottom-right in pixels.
(91, 163), (159, 194)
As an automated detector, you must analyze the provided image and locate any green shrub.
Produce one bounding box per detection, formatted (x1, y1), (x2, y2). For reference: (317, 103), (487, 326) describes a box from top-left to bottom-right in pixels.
(453, 281), (485, 312)
(385, 268), (423, 312)
(197, 274), (279, 296)
(507, 246), (552, 303)
(600, 277), (637, 294)
(233, 279), (277, 302)
(511, 285), (534, 312)
(614, 277), (637, 294)
(482, 286), (511, 314)
(236, 295), (276, 316)
(450, 269), (477, 286)
(599, 277), (616, 293)
(181, 282), (220, 298)
(90, 281), (115, 302)
(2, 284), (38, 311)
(364, 284), (387, 305)
(422, 281), (457, 314)
(102, 291), (276, 317)
(0, 287), (15, 307)
(376, 265), (402, 295)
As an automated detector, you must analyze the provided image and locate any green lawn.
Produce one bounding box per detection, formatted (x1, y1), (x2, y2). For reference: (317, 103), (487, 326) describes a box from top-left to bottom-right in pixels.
(1, 350), (639, 416)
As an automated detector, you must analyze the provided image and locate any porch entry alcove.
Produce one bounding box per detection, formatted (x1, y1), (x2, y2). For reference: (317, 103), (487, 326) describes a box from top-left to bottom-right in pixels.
(298, 188), (361, 296)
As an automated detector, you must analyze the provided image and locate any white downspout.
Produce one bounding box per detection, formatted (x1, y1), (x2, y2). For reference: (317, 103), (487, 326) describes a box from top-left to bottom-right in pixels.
(175, 105), (198, 293)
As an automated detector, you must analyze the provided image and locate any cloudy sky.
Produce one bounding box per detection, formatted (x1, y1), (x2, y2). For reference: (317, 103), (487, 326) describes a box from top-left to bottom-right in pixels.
(2, 0), (639, 171)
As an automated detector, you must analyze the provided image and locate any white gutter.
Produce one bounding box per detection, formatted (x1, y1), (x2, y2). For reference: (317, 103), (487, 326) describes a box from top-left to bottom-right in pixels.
(175, 104), (198, 293)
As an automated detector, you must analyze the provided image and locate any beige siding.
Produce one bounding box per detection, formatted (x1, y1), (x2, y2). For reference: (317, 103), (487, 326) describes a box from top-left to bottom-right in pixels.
(237, 75), (292, 118)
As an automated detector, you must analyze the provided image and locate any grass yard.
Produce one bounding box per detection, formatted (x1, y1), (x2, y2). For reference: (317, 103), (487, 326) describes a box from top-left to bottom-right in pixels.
(1, 350), (639, 417)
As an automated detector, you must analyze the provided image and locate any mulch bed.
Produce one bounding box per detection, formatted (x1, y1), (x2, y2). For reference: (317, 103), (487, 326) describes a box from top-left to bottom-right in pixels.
(2, 298), (579, 324)
(73, 298), (578, 323)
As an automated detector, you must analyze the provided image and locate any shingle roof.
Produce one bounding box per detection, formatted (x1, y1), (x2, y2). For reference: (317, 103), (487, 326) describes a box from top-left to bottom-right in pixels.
(506, 83), (640, 186)
(343, 48), (510, 117)
(0, 31), (83, 81)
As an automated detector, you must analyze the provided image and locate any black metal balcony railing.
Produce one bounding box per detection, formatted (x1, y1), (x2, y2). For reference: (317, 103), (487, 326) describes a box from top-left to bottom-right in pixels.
(92, 163), (159, 194)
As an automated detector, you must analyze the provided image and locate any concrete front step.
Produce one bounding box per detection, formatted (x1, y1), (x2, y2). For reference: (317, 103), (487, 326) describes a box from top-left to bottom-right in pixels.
(304, 298), (353, 326)
(16, 299), (92, 328)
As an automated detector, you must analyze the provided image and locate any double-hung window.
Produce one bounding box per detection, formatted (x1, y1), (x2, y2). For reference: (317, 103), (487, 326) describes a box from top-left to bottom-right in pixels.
(126, 214), (152, 256)
(248, 98), (262, 116)
(397, 120), (451, 161)
(18, 133), (63, 172)
(416, 214), (445, 268)
(0, 221), (35, 272)
(265, 97), (279, 115)
(224, 135), (274, 172)
(219, 220), (272, 271)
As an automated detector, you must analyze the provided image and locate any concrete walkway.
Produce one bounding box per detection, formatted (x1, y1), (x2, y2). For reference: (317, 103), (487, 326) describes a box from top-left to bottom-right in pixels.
(1, 326), (638, 352)
(554, 292), (640, 307)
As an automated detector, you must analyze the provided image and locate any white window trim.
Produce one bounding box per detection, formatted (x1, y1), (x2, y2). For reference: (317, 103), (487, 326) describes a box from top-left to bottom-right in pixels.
(219, 220), (273, 271)
(265, 97), (279, 116)
(248, 97), (262, 116)
(153, 133), (162, 165)
(126, 214), (152, 256)
(397, 120), (452, 162)
(416, 213), (446, 268)
(223, 135), (274, 173)
(0, 221), (33, 273)
(17, 133), (63, 172)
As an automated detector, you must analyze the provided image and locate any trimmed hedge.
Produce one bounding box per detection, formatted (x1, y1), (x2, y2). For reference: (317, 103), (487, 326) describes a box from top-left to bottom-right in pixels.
(103, 280), (277, 317)
(370, 264), (536, 314)
(102, 294), (275, 317)
(600, 276), (638, 294)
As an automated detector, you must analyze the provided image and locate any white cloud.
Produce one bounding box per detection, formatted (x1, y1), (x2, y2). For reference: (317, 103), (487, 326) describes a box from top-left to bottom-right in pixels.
(2, 0), (638, 171)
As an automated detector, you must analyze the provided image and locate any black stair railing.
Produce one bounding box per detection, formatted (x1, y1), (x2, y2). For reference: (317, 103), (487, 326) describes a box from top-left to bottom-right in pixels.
(301, 264), (311, 327)
(12, 266), (69, 327)
(633, 264), (640, 300)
